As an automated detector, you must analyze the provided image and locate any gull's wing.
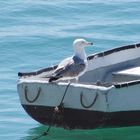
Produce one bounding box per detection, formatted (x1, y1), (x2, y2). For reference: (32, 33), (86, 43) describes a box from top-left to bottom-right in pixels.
(49, 56), (86, 82)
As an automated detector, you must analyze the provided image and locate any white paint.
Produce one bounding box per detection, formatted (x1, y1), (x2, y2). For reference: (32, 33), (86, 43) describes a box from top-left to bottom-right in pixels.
(114, 67), (140, 76)
(18, 79), (140, 112)
(87, 47), (140, 71)
(17, 80), (111, 112)
(108, 84), (140, 112)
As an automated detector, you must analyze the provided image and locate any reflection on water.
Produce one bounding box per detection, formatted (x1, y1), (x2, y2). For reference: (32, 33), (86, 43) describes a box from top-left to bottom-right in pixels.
(21, 125), (140, 140)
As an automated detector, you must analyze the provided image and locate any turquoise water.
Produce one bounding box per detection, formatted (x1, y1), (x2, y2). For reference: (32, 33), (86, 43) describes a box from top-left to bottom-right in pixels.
(1, 0), (140, 140)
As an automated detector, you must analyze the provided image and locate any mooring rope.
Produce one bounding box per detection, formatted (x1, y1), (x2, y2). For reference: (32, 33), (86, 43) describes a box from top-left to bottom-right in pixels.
(32, 111), (56, 140)
(59, 82), (71, 106)
(32, 82), (71, 140)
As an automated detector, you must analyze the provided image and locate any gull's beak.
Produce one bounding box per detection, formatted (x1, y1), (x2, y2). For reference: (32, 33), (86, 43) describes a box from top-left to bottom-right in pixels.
(87, 42), (93, 46)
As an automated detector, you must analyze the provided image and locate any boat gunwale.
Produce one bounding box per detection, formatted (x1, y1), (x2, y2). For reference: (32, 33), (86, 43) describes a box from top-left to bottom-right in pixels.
(18, 77), (140, 90)
(88, 43), (140, 60)
(114, 79), (140, 88)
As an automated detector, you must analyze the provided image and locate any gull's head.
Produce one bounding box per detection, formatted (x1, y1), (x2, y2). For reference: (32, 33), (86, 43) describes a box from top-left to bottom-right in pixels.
(73, 38), (93, 48)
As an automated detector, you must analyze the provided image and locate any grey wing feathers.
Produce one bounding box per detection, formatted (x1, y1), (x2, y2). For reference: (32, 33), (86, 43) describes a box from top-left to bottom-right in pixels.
(49, 56), (86, 82)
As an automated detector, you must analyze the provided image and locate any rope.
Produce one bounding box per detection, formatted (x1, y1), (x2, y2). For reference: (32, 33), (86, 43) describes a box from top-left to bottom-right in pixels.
(32, 110), (56, 140)
(80, 90), (98, 108)
(25, 86), (41, 103)
(59, 82), (71, 106)
(32, 82), (71, 140)
(104, 90), (110, 111)
(32, 131), (49, 140)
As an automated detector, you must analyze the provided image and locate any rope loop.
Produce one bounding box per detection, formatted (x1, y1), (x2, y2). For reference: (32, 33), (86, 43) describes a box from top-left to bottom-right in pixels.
(80, 91), (98, 108)
(24, 86), (41, 103)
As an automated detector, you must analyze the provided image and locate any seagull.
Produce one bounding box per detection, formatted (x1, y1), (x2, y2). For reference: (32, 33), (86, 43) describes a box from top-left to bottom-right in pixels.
(48, 39), (93, 82)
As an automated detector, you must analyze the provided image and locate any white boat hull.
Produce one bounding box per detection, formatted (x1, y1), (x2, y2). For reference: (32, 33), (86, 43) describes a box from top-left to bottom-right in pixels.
(17, 43), (140, 129)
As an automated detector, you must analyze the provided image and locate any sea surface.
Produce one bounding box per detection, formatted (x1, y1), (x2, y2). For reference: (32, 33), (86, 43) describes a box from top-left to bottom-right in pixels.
(1, 0), (140, 140)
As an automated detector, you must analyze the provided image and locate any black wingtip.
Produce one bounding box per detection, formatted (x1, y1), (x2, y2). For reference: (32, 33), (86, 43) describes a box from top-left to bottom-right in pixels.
(18, 72), (22, 77)
(48, 77), (59, 83)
